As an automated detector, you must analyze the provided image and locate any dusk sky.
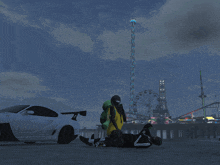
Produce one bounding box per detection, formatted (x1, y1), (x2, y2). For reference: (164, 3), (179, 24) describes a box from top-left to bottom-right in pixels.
(1, 0), (220, 128)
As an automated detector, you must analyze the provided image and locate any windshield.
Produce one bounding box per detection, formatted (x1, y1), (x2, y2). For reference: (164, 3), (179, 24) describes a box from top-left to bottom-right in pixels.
(0, 105), (30, 113)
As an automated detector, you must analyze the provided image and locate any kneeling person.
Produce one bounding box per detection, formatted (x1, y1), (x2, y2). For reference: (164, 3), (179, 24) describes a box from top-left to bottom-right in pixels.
(100, 95), (126, 147)
(80, 95), (126, 147)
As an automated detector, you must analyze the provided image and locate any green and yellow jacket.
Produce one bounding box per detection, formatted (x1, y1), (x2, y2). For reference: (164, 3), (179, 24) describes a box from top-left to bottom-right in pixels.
(107, 105), (126, 136)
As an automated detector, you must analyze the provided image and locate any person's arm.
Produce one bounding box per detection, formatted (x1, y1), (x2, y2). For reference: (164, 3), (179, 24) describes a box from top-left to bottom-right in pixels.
(122, 107), (127, 122)
(140, 128), (153, 138)
(147, 129), (153, 138)
(110, 106), (119, 130)
(116, 104), (127, 122)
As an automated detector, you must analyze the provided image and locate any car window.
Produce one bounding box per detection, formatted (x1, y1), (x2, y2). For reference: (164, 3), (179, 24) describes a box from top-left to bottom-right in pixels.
(26, 106), (58, 117)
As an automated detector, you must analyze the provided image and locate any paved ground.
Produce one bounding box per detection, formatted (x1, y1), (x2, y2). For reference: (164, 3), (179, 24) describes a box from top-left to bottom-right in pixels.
(0, 138), (219, 165)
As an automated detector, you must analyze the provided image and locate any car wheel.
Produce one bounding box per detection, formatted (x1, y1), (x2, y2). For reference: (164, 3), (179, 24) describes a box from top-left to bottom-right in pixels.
(58, 126), (74, 144)
(24, 142), (36, 144)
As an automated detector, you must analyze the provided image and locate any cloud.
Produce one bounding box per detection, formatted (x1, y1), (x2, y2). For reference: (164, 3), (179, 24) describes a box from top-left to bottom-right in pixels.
(188, 85), (202, 91)
(0, 2), (41, 29)
(0, 72), (50, 100)
(49, 97), (67, 103)
(0, 1), (6, 7)
(50, 23), (94, 53)
(97, 30), (130, 60)
(153, 0), (220, 52)
(98, 0), (220, 61)
(39, 18), (52, 28)
(207, 78), (220, 83)
(0, 3), (94, 53)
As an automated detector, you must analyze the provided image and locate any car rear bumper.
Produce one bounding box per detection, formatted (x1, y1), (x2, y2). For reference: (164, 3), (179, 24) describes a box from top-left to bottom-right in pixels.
(0, 123), (19, 141)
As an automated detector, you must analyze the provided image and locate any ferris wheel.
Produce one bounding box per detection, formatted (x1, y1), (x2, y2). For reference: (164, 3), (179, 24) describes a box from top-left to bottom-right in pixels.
(133, 90), (160, 118)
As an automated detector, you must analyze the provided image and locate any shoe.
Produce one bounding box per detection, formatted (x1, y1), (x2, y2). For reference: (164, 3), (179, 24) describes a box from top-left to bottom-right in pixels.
(79, 136), (93, 146)
(94, 141), (106, 147)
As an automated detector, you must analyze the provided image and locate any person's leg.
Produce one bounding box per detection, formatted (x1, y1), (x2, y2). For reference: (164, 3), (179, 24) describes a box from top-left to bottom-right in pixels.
(125, 128), (152, 148)
(133, 133), (152, 147)
(103, 130), (124, 147)
(79, 136), (100, 146)
(121, 133), (152, 148)
(121, 133), (135, 147)
(93, 131), (120, 147)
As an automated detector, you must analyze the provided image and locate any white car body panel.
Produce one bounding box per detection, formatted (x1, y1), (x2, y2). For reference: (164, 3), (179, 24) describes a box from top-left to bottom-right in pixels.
(9, 114), (56, 140)
(0, 105), (83, 143)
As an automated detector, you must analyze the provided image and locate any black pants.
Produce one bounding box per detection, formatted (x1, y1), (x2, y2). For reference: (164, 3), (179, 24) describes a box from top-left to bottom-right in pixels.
(103, 130), (152, 148)
(104, 130), (124, 147)
(122, 133), (152, 148)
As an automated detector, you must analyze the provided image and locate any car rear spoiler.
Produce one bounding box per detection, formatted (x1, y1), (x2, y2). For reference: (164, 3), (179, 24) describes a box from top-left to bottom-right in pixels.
(61, 111), (87, 121)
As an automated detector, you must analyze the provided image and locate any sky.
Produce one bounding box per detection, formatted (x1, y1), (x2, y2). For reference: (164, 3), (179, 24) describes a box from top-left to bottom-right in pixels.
(1, 0), (220, 128)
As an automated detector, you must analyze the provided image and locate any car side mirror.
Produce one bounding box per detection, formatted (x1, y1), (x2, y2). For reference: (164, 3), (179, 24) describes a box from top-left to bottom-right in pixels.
(27, 110), (34, 115)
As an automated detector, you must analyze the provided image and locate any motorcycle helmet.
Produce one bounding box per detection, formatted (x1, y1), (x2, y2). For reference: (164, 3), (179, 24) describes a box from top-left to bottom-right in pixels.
(153, 136), (162, 146)
(111, 95), (121, 107)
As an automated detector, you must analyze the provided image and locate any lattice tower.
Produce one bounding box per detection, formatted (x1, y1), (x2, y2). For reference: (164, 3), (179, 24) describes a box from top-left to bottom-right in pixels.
(158, 80), (170, 117)
(129, 19), (136, 114)
(198, 70), (207, 118)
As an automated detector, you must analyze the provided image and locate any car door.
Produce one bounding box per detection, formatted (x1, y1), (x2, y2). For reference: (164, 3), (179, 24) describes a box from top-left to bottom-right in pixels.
(28, 106), (59, 138)
(10, 106), (58, 141)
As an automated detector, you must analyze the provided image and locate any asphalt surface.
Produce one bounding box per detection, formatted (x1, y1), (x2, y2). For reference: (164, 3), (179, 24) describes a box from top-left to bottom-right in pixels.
(0, 138), (219, 165)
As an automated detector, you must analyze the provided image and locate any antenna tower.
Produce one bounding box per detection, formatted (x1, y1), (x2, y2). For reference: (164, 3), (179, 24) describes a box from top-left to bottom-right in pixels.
(158, 80), (169, 117)
(129, 19), (136, 114)
(199, 70), (206, 118)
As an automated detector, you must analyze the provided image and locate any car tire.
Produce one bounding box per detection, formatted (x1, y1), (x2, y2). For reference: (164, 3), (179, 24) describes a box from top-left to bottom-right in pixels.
(57, 126), (74, 144)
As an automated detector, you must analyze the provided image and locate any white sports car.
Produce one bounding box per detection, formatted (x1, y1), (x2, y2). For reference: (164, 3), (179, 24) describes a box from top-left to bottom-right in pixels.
(0, 105), (86, 144)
